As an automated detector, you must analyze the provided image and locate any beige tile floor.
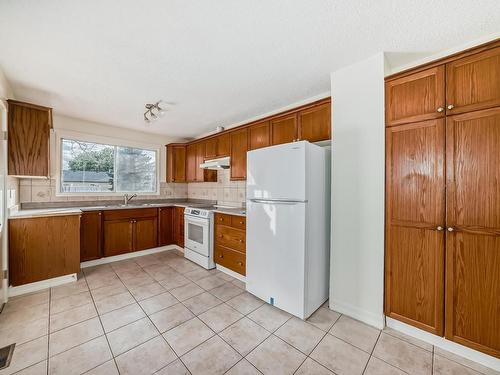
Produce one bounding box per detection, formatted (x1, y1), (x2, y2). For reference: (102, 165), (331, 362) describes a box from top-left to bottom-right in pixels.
(0, 250), (498, 375)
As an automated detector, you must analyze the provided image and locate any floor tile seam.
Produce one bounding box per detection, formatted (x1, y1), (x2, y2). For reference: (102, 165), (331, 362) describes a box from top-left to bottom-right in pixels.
(361, 329), (382, 374)
(382, 329), (434, 353)
(84, 273), (121, 375)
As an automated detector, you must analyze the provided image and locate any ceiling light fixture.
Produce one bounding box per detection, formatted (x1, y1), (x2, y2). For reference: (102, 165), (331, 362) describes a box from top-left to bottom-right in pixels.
(144, 101), (165, 124)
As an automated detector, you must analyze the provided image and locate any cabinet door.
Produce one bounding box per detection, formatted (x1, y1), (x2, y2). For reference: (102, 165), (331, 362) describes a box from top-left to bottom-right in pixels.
(205, 138), (217, 159)
(173, 146), (186, 182)
(134, 216), (158, 251)
(103, 219), (133, 256)
(186, 144), (197, 182)
(80, 211), (102, 261)
(7, 100), (52, 177)
(158, 207), (174, 246)
(271, 114), (297, 145)
(385, 119), (445, 336)
(385, 66), (445, 126)
(445, 108), (500, 358)
(195, 142), (205, 182)
(9, 215), (80, 286)
(174, 207), (185, 247)
(446, 46), (500, 115)
(230, 128), (248, 180)
(166, 144), (185, 183)
(298, 102), (331, 142)
(216, 133), (230, 157)
(248, 121), (270, 150)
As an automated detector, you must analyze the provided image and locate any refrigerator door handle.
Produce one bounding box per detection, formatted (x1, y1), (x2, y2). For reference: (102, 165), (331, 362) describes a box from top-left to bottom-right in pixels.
(249, 198), (308, 204)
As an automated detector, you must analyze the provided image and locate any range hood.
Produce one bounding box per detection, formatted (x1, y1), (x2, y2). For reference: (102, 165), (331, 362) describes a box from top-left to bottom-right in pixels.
(200, 156), (230, 170)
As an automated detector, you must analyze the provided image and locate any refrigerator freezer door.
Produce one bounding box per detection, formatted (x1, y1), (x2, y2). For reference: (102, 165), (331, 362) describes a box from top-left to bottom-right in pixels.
(246, 200), (306, 318)
(247, 142), (306, 201)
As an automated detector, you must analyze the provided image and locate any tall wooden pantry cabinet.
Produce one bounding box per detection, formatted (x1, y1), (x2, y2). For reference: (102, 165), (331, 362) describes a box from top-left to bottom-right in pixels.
(385, 40), (500, 358)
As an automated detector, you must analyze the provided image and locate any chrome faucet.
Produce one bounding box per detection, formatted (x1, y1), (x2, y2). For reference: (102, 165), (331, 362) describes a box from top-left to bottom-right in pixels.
(123, 193), (137, 205)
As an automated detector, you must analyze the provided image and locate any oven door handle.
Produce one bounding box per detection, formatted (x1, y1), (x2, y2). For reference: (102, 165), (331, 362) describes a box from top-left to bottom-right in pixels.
(185, 216), (210, 226)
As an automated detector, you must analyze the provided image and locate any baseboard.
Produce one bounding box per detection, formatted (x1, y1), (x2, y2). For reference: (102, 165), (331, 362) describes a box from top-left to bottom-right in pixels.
(80, 245), (178, 268)
(8, 273), (77, 297)
(330, 298), (385, 329)
(215, 264), (246, 282)
(386, 317), (500, 372)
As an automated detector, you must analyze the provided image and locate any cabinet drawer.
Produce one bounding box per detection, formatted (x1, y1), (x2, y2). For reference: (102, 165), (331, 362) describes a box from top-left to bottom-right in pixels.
(103, 208), (158, 221)
(214, 245), (246, 276)
(231, 215), (246, 230)
(215, 213), (232, 226)
(215, 225), (246, 252)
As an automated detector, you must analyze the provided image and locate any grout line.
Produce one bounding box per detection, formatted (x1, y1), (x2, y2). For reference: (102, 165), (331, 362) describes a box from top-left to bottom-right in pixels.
(361, 329), (382, 374)
(84, 273), (121, 374)
(46, 287), (51, 375)
(112, 255), (193, 373)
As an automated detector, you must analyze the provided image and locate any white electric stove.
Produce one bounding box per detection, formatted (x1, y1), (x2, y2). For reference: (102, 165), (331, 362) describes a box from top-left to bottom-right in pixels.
(184, 206), (215, 269)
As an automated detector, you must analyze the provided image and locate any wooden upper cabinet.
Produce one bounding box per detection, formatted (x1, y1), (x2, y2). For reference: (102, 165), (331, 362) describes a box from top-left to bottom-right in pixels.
(248, 121), (270, 150)
(446, 46), (500, 115)
(385, 66), (445, 126)
(166, 144), (186, 183)
(271, 113), (297, 145)
(298, 102), (331, 142)
(7, 100), (52, 177)
(195, 142), (206, 182)
(230, 128), (248, 180)
(186, 144), (197, 182)
(216, 133), (230, 157)
(80, 211), (102, 262)
(205, 137), (217, 159)
(444, 108), (500, 357)
(385, 119), (446, 336)
(205, 133), (230, 159)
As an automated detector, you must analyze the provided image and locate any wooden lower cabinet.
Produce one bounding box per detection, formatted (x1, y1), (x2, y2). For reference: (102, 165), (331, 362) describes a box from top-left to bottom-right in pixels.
(9, 214), (80, 286)
(158, 207), (174, 246)
(102, 208), (158, 256)
(214, 213), (246, 276)
(174, 206), (185, 247)
(135, 216), (158, 251)
(80, 211), (102, 261)
(214, 245), (246, 276)
(103, 219), (134, 257)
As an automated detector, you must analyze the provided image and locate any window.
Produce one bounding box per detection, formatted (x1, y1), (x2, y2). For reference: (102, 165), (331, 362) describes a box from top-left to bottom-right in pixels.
(61, 138), (157, 194)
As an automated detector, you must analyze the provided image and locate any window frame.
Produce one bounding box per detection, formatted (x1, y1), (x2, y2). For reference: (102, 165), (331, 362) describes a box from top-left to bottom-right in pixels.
(55, 130), (160, 196)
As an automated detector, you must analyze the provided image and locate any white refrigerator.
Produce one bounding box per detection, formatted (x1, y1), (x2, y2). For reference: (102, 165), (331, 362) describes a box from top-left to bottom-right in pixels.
(246, 141), (330, 319)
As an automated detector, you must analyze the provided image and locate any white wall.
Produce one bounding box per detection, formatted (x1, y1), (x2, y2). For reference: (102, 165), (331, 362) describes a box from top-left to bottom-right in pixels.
(329, 52), (386, 329)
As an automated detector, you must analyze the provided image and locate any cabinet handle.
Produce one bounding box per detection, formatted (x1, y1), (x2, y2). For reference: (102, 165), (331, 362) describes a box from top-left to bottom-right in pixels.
(237, 262), (243, 266)
(447, 104), (454, 110)
(219, 254), (223, 258)
(219, 235), (223, 238)
(447, 227), (454, 232)
(219, 218), (223, 221)
(239, 221), (244, 224)
(436, 226), (444, 231)
(98, 212), (102, 216)
(437, 107), (444, 113)
(239, 239), (243, 243)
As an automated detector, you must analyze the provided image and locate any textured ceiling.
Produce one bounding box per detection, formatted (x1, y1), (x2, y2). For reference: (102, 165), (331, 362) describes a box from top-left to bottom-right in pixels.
(0, 0), (499, 138)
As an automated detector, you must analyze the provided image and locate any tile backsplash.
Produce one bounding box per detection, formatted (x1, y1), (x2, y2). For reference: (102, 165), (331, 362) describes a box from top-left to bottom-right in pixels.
(187, 169), (245, 207)
(17, 169), (245, 207)
(19, 178), (188, 203)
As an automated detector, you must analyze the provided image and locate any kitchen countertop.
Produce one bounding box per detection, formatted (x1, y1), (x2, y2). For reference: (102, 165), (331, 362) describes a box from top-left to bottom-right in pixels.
(10, 200), (246, 219)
